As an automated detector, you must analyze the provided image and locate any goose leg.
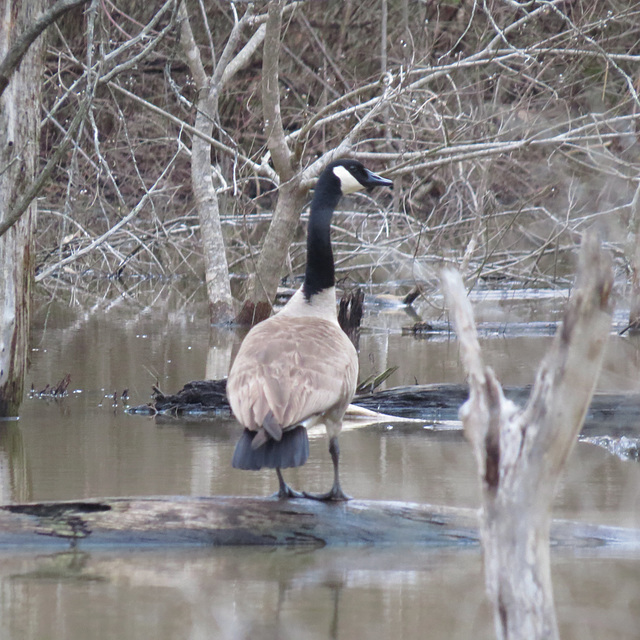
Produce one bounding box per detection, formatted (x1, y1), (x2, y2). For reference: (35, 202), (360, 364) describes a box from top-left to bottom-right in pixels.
(273, 468), (304, 499)
(304, 436), (351, 501)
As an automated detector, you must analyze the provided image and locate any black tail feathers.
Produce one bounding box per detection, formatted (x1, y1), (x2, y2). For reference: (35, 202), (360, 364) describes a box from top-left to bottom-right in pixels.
(232, 425), (309, 470)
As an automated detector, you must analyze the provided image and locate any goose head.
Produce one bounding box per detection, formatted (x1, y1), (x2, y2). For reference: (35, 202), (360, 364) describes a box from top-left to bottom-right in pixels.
(326, 159), (393, 195)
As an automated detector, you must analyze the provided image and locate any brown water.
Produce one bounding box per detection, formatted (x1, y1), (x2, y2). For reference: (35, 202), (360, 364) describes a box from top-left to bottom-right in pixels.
(1, 288), (640, 639)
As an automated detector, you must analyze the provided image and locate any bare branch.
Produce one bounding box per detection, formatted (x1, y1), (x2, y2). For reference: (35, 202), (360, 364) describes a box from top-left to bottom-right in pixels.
(262, 0), (293, 177)
(0, 0), (90, 99)
(98, 0), (178, 86)
(0, 91), (93, 238)
(301, 74), (400, 184)
(213, 3), (254, 87)
(177, 0), (207, 89)
(220, 22), (267, 89)
(108, 83), (274, 179)
(35, 147), (181, 282)
(522, 234), (614, 483)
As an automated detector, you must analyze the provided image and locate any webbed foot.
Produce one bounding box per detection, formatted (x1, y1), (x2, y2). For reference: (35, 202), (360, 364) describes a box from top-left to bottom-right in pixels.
(303, 485), (351, 502)
(273, 468), (304, 499)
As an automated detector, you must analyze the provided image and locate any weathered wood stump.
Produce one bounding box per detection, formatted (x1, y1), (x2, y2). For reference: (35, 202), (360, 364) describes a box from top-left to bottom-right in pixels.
(441, 233), (614, 640)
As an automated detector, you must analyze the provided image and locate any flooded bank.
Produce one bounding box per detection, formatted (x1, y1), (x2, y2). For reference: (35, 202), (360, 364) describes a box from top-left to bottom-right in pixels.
(1, 286), (639, 639)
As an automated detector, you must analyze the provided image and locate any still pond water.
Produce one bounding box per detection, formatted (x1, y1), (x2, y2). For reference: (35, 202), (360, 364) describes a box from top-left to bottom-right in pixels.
(1, 285), (640, 640)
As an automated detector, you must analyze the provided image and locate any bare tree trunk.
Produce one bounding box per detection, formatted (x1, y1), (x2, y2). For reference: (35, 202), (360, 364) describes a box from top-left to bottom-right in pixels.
(177, 1), (268, 323)
(441, 232), (613, 640)
(234, 0), (395, 325)
(191, 106), (235, 324)
(178, 2), (234, 324)
(236, 182), (307, 325)
(237, 0), (304, 326)
(0, 0), (46, 415)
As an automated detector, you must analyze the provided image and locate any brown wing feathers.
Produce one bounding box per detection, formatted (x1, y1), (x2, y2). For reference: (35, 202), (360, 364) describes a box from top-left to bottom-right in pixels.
(227, 314), (357, 465)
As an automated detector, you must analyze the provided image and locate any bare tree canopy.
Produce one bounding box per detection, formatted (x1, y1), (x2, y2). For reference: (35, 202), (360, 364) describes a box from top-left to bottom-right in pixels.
(5, 0), (635, 320)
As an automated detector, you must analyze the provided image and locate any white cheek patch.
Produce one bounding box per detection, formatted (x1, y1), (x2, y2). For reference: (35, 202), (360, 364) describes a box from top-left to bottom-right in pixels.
(333, 165), (364, 194)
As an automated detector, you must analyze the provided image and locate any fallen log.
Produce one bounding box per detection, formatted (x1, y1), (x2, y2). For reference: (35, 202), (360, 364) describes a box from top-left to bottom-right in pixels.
(0, 496), (639, 551)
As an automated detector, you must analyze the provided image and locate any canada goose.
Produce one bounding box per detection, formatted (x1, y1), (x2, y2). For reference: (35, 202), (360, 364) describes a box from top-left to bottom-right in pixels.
(227, 159), (392, 500)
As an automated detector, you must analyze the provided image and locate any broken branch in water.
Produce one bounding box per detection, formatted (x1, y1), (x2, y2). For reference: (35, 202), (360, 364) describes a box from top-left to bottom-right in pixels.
(29, 374), (71, 399)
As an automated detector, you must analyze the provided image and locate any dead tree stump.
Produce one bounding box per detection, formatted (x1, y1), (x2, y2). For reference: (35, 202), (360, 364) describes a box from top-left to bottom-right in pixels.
(624, 182), (640, 333)
(441, 232), (614, 640)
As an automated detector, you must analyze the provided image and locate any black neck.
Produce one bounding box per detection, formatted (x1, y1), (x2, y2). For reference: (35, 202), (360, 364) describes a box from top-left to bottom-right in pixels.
(303, 173), (342, 300)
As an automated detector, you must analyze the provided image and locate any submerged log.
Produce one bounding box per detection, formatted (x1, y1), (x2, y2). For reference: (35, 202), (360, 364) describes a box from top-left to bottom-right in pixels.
(0, 496), (638, 551)
(137, 380), (640, 442)
(151, 379), (229, 415)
